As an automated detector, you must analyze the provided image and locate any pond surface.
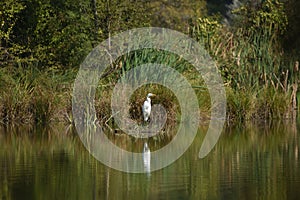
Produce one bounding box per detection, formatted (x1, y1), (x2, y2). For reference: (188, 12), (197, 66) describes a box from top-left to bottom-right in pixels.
(0, 121), (300, 200)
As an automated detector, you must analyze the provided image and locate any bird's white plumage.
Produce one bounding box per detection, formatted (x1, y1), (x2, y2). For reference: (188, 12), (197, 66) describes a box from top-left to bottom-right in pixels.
(142, 99), (151, 121)
(142, 93), (155, 122)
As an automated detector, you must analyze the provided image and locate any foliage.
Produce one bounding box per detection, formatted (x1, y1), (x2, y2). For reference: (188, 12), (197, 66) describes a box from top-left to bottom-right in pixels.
(0, 0), (153, 69)
(0, 0), (26, 66)
(191, 0), (290, 89)
(147, 0), (206, 32)
(97, 0), (151, 39)
(284, 0), (300, 55)
(34, 0), (95, 67)
(190, 16), (222, 47)
(231, 0), (287, 35)
(0, 0), (298, 124)
(206, 0), (232, 16)
(0, 0), (25, 44)
(226, 86), (290, 121)
(0, 66), (75, 123)
(191, 0), (293, 121)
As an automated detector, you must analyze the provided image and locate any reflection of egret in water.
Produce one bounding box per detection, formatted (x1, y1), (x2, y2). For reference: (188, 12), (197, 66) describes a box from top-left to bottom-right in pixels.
(143, 142), (151, 173)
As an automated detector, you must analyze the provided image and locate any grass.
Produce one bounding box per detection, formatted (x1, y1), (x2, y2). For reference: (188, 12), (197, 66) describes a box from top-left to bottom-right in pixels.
(226, 86), (290, 122)
(0, 21), (298, 126)
(0, 66), (75, 124)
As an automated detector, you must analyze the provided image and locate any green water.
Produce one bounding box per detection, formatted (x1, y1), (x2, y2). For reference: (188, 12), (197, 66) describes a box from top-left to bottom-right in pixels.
(0, 122), (299, 200)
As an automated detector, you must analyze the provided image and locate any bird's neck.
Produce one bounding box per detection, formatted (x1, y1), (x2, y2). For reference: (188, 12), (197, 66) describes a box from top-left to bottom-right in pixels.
(147, 97), (151, 103)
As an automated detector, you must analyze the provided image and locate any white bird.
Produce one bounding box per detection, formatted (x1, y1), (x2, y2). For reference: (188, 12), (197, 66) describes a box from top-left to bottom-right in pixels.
(142, 93), (155, 122)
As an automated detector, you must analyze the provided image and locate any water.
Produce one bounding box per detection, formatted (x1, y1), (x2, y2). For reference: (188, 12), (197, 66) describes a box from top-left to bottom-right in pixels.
(0, 122), (299, 200)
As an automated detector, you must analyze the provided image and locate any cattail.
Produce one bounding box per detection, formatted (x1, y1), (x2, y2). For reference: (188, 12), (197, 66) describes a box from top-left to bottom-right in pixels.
(294, 61), (299, 72)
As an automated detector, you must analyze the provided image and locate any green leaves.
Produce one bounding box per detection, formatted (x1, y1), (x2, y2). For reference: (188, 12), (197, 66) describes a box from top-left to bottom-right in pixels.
(0, 0), (25, 42)
(0, 0), (26, 67)
(190, 0), (292, 90)
(1, 0), (156, 69)
(231, 0), (287, 35)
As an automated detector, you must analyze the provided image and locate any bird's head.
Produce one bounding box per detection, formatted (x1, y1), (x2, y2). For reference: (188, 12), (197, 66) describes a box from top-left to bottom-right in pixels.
(147, 93), (156, 98)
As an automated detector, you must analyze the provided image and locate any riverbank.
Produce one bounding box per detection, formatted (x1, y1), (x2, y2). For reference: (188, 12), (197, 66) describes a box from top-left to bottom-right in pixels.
(0, 65), (296, 126)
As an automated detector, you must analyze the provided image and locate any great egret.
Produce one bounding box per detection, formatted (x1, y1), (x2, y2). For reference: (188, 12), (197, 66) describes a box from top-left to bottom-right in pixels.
(142, 93), (155, 122)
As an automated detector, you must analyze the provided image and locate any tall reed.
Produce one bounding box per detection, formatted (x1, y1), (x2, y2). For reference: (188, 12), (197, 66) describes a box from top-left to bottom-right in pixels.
(190, 16), (295, 121)
(0, 66), (75, 124)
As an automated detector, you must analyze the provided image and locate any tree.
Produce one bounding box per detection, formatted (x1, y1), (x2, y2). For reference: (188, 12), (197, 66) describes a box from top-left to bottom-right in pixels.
(1, 0), (207, 68)
(284, 0), (300, 56)
(148, 0), (206, 33)
(0, 0), (25, 67)
(0, 0), (96, 68)
(97, 0), (151, 39)
(1, 0), (153, 68)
